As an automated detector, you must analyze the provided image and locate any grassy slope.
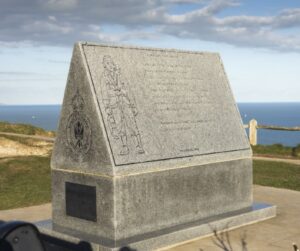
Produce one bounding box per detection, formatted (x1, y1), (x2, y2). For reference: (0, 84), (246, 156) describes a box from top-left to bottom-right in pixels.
(0, 157), (299, 210)
(253, 160), (300, 191)
(0, 121), (55, 148)
(252, 144), (300, 159)
(0, 121), (55, 137)
(0, 156), (51, 210)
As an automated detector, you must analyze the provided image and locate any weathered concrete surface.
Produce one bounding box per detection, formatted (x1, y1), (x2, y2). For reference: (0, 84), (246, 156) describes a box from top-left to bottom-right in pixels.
(52, 159), (253, 244)
(51, 42), (251, 176)
(51, 42), (253, 249)
(82, 43), (250, 166)
(164, 185), (300, 251)
(38, 202), (274, 251)
(52, 169), (115, 241)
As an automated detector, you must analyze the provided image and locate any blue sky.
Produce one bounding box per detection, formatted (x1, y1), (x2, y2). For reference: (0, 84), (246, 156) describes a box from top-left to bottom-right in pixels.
(0, 0), (299, 104)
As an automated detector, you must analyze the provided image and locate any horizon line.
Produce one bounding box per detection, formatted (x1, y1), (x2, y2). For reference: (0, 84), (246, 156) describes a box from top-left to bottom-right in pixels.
(1, 101), (300, 106)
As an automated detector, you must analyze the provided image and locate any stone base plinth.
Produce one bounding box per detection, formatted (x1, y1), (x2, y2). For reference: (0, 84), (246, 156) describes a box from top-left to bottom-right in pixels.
(37, 202), (276, 251)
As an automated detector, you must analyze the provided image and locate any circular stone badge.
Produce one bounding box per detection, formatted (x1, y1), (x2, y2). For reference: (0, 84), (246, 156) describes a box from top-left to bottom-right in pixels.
(67, 112), (91, 155)
(66, 91), (91, 156)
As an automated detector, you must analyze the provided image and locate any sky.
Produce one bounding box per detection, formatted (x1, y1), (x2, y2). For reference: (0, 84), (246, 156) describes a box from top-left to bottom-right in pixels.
(0, 0), (299, 105)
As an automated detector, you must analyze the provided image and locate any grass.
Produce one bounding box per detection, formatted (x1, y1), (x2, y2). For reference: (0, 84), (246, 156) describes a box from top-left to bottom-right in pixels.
(253, 160), (300, 191)
(252, 144), (300, 159)
(2, 121), (297, 209)
(0, 156), (299, 210)
(0, 121), (55, 137)
(0, 156), (51, 210)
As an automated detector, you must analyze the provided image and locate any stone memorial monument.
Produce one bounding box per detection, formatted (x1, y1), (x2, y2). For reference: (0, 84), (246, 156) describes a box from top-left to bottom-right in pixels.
(49, 42), (276, 250)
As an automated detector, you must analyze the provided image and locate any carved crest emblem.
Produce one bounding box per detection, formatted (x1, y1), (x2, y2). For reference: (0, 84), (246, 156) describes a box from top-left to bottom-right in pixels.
(66, 91), (91, 156)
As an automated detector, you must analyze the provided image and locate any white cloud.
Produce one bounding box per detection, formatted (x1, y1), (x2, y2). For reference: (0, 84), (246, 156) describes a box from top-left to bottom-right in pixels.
(0, 0), (299, 52)
(43, 0), (79, 11)
(273, 8), (300, 28)
(48, 15), (57, 21)
(22, 20), (73, 34)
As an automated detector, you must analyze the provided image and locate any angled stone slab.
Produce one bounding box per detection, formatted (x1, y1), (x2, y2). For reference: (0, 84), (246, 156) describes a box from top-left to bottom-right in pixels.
(52, 42), (250, 173)
(50, 42), (275, 250)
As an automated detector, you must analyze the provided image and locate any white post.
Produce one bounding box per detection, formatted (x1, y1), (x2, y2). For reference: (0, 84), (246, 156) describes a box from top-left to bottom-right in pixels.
(249, 119), (257, 146)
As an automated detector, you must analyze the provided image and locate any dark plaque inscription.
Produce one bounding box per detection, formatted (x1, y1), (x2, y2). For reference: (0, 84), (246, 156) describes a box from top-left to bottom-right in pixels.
(65, 182), (97, 222)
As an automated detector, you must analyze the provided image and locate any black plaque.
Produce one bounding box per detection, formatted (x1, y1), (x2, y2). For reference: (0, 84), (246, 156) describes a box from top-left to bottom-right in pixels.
(65, 182), (97, 222)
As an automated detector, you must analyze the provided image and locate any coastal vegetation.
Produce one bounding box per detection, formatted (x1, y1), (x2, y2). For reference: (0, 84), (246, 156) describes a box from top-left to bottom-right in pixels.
(253, 144), (300, 159)
(0, 156), (51, 210)
(0, 122), (54, 158)
(253, 160), (300, 191)
(0, 121), (55, 137)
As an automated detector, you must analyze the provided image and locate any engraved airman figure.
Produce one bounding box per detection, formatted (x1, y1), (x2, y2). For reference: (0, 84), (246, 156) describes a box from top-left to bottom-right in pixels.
(101, 55), (144, 155)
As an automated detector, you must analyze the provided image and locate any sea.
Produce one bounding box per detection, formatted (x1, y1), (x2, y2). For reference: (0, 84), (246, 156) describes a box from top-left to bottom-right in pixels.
(0, 103), (300, 146)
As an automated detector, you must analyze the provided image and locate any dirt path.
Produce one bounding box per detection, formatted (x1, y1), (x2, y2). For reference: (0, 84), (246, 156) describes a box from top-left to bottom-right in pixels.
(0, 203), (51, 222)
(0, 132), (55, 142)
(253, 156), (300, 165)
